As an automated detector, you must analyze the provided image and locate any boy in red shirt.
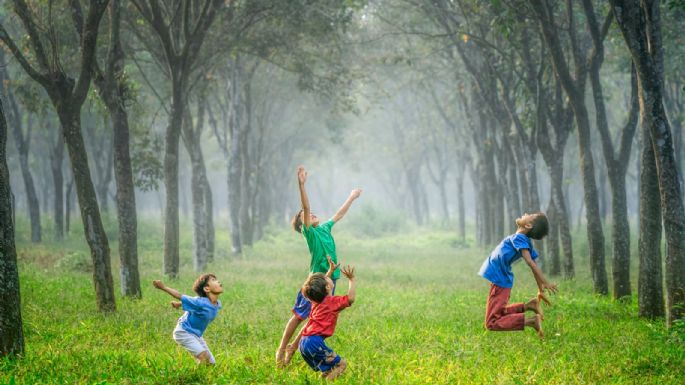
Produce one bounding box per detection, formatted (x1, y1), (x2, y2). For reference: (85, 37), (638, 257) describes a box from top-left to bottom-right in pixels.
(299, 262), (356, 380)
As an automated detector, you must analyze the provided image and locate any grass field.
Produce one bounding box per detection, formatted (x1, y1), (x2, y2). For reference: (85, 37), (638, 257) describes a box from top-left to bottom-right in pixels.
(1, 217), (684, 384)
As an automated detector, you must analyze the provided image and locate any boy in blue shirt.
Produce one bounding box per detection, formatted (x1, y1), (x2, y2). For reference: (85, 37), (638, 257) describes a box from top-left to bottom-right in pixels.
(153, 274), (223, 364)
(478, 212), (558, 338)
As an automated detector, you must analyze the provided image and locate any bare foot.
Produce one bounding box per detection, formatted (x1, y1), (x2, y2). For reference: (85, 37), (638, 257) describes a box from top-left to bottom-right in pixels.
(532, 314), (544, 339)
(275, 348), (285, 368)
(283, 343), (297, 365)
(526, 297), (544, 320)
(323, 359), (347, 380)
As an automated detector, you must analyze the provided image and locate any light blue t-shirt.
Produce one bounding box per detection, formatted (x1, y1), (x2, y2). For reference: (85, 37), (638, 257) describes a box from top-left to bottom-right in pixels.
(478, 233), (539, 288)
(178, 295), (221, 337)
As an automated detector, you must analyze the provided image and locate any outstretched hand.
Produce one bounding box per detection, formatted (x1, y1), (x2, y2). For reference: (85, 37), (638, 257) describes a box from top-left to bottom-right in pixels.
(297, 166), (307, 184)
(350, 189), (362, 200)
(341, 265), (356, 280)
(538, 282), (558, 306)
(153, 280), (165, 290)
(327, 255), (340, 273)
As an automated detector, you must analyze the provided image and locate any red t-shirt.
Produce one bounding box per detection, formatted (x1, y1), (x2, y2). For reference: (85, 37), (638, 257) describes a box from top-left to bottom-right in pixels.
(302, 295), (351, 337)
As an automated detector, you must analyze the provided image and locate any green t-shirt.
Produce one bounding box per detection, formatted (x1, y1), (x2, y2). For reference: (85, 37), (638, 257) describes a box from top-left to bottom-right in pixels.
(302, 219), (340, 279)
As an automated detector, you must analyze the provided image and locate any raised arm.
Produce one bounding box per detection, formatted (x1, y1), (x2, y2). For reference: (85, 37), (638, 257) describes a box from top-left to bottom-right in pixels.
(325, 255), (340, 278)
(153, 280), (182, 300)
(332, 189), (362, 223)
(298, 166), (311, 228)
(521, 249), (558, 305)
(341, 265), (356, 304)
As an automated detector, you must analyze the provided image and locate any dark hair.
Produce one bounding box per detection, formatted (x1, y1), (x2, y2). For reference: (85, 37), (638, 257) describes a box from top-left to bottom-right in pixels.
(527, 212), (549, 240)
(193, 273), (217, 297)
(302, 273), (328, 303)
(292, 209), (304, 233)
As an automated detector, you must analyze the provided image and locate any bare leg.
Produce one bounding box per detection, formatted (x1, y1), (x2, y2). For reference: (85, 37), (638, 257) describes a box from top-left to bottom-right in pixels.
(276, 315), (302, 366)
(284, 327), (304, 365)
(525, 314), (544, 339)
(322, 359), (347, 380)
(525, 297), (543, 319)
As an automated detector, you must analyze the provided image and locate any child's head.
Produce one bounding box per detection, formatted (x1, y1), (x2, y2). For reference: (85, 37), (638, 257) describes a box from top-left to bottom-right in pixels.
(516, 212), (549, 240)
(301, 273), (334, 303)
(291, 209), (320, 233)
(193, 273), (223, 297)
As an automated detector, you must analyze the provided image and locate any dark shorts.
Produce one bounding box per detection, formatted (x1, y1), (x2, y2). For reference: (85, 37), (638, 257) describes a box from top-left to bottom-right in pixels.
(292, 279), (337, 320)
(299, 335), (341, 372)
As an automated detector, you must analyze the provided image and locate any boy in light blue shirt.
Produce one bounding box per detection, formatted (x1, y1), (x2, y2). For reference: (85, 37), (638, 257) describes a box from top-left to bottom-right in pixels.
(478, 212), (558, 338)
(153, 274), (223, 364)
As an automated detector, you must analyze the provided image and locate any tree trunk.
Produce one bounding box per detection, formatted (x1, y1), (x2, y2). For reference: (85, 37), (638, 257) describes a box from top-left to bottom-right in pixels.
(65, 176), (74, 235)
(59, 110), (116, 311)
(611, 0), (685, 326)
(0, 97), (24, 357)
(0, 78), (41, 243)
(112, 106), (140, 297)
(183, 109), (210, 271)
(638, 125), (664, 318)
(588, 51), (638, 300)
(13, 114), (41, 244)
(456, 168), (466, 242)
(163, 76), (184, 277)
(553, 160), (575, 278)
(90, 0), (141, 298)
(546, 197), (561, 276)
(50, 126), (65, 240)
(609, 172), (632, 299)
(531, 0), (608, 294)
(204, 178), (215, 262)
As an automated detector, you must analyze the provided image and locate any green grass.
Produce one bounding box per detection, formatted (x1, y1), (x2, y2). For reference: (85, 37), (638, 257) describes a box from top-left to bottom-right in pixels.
(1, 218), (684, 384)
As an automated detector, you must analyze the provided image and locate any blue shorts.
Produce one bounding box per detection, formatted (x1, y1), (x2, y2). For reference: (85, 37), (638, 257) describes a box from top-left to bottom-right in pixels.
(292, 279), (337, 320)
(299, 335), (341, 372)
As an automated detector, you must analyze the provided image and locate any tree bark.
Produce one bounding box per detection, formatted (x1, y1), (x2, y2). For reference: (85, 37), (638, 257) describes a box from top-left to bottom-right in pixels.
(0, 97), (24, 357)
(638, 125), (664, 317)
(583, 0), (637, 299)
(59, 110), (116, 311)
(611, 0), (685, 326)
(91, 0), (141, 298)
(530, 0), (608, 294)
(50, 128), (65, 241)
(182, 107), (210, 272)
(0, 0), (115, 311)
(456, 165), (466, 242)
(0, 66), (42, 243)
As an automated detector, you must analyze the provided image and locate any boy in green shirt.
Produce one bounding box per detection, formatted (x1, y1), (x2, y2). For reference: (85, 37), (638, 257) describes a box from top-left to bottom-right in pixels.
(276, 166), (361, 367)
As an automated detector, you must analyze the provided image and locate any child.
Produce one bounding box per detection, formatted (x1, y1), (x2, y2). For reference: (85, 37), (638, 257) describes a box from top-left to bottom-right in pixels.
(153, 274), (223, 364)
(300, 263), (356, 380)
(478, 212), (558, 338)
(275, 166), (361, 366)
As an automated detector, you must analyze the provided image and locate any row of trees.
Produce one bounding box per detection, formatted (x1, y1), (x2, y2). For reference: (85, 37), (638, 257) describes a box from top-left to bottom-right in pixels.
(0, 0), (359, 357)
(343, 0), (683, 324)
(2, 0), (684, 359)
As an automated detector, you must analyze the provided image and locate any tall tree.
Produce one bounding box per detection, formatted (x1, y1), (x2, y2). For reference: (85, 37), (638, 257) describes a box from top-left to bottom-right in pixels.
(638, 123), (664, 317)
(129, 0), (223, 277)
(0, 0), (116, 311)
(581, 0), (638, 299)
(93, 0), (141, 298)
(0, 52), (41, 243)
(0, 95), (24, 357)
(529, 0), (609, 295)
(610, 0), (685, 326)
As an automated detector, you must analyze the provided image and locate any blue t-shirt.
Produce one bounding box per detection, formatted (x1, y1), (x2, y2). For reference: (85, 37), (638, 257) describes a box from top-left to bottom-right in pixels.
(478, 233), (539, 288)
(177, 295), (221, 337)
